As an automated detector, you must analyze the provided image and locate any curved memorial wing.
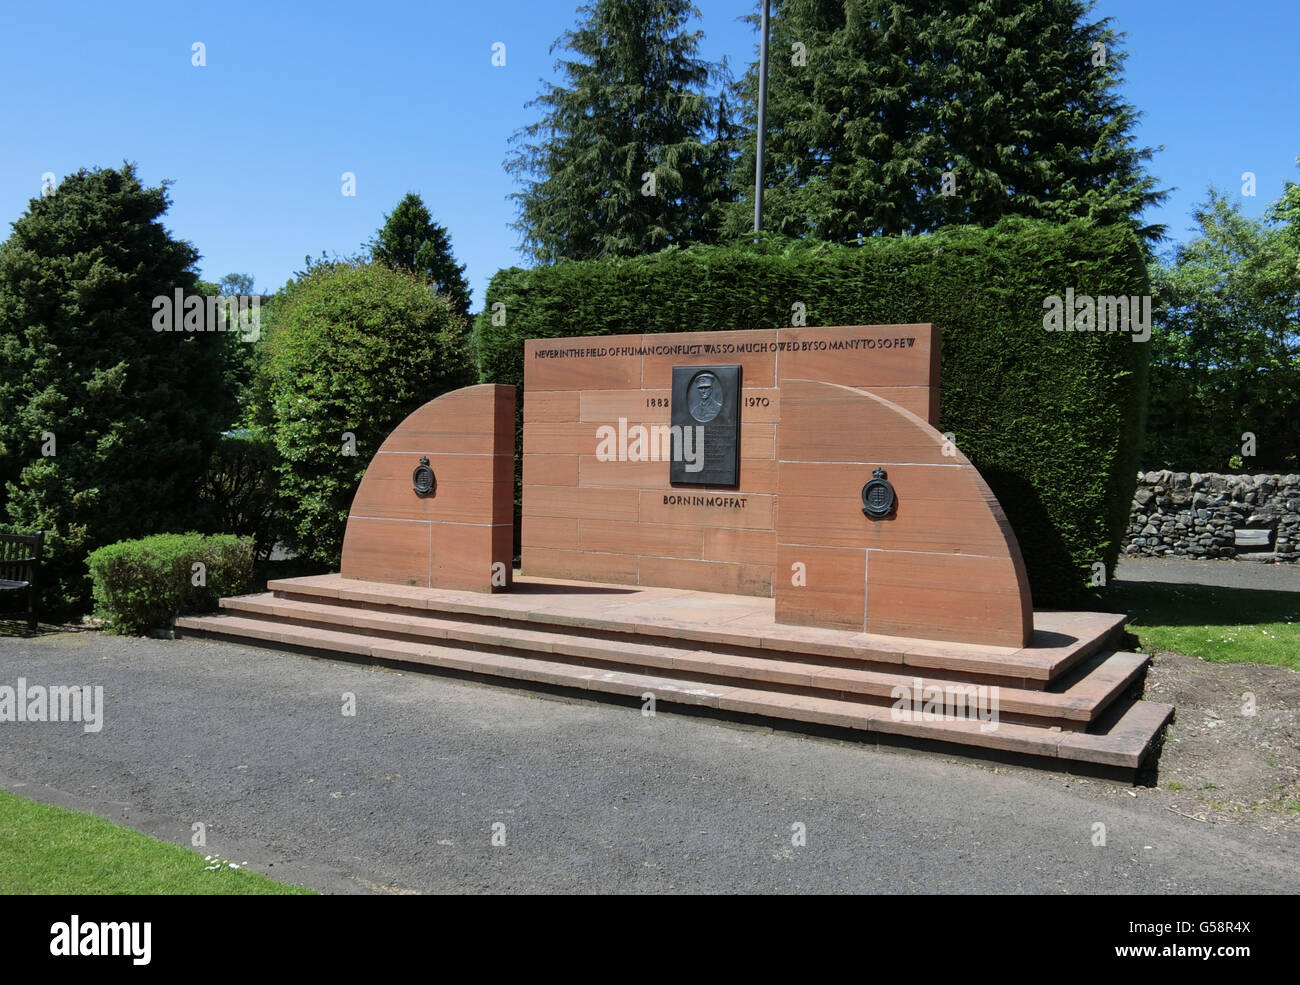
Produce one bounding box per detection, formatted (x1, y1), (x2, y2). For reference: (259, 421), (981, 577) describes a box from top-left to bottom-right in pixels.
(776, 379), (1034, 647)
(340, 384), (515, 592)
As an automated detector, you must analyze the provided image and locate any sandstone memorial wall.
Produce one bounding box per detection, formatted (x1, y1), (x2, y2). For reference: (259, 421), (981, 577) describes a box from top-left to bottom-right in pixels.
(183, 323), (1176, 772)
(339, 384), (516, 592)
(522, 324), (1034, 646)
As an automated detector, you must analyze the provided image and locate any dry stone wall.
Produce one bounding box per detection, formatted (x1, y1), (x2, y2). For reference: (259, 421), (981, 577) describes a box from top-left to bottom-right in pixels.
(1124, 471), (1299, 561)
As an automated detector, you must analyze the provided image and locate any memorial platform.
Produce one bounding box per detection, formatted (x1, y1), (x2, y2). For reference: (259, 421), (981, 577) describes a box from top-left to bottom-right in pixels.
(176, 572), (1173, 775)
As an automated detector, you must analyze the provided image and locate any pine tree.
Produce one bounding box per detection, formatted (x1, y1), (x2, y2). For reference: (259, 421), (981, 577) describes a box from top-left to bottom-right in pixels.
(371, 193), (472, 318)
(729, 0), (1166, 245)
(506, 0), (736, 263)
(0, 164), (230, 615)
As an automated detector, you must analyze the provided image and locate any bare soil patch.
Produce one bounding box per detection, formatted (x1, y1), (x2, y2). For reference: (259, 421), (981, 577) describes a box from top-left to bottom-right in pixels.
(1140, 650), (1300, 832)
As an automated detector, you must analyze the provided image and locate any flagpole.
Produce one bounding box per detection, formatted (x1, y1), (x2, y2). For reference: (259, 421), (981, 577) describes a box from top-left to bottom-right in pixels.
(753, 0), (771, 237)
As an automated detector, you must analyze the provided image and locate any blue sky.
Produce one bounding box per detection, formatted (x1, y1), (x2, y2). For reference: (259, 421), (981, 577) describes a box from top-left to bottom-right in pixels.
(1, 1), (1296, 310)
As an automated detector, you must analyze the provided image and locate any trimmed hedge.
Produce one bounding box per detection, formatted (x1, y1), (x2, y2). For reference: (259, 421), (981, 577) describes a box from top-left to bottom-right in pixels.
(86, 533), (254, 635)
(476, 218), (1150, 607)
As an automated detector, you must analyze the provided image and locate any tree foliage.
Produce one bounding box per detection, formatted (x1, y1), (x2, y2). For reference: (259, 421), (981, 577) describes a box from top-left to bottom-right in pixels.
(196, 431), (285, 561)
(0, 163), (230, 615)
(1146, 177), (1300, 471)
(264, 261), (475, 566)
(727, 0), (1166, 246)
(218, 272), (255, 297)
(203, 273), (264, 431)
(506, 0), (737, 263)
(371, 194), (472, 318)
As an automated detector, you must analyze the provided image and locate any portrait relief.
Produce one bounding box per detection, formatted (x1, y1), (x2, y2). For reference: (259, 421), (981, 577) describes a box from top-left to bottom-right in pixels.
(687, 371), (724, 423)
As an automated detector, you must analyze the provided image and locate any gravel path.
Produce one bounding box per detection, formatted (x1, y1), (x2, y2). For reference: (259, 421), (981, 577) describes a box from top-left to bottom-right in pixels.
(1116, 558), (1300, 592)
(2, 631), (1297, 894)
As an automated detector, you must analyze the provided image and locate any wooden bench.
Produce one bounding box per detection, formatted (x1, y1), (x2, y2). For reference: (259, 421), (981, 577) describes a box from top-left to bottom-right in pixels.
(0, 531), (43, 630)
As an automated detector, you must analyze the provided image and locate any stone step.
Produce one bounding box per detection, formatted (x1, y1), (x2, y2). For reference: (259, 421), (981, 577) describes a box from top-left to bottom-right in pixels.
(174, 611), (1171, 769)
(265, 573), (1125, 688)
(218, 593), (1148, 727)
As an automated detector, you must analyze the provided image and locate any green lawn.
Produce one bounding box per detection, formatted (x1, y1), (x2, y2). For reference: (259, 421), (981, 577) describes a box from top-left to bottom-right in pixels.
(1107, 581), (1300, 669)
(0, 791), (315, 894)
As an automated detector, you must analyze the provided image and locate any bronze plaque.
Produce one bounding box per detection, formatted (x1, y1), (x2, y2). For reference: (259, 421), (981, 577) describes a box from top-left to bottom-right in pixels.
(670, 364), (741, 486)
(412, 456), (435, 496)
(861, 467), (896, 518)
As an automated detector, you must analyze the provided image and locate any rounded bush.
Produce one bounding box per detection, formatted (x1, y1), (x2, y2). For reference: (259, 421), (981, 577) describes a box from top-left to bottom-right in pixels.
(265, 261), (474, 566)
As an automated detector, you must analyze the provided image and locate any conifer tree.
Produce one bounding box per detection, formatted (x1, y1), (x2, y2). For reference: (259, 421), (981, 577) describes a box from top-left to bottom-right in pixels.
(0, 164), (229, 614)
(372, 193), (472, 318)
(729, 0), (1166, 245)
(507, 0), (736, 262)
